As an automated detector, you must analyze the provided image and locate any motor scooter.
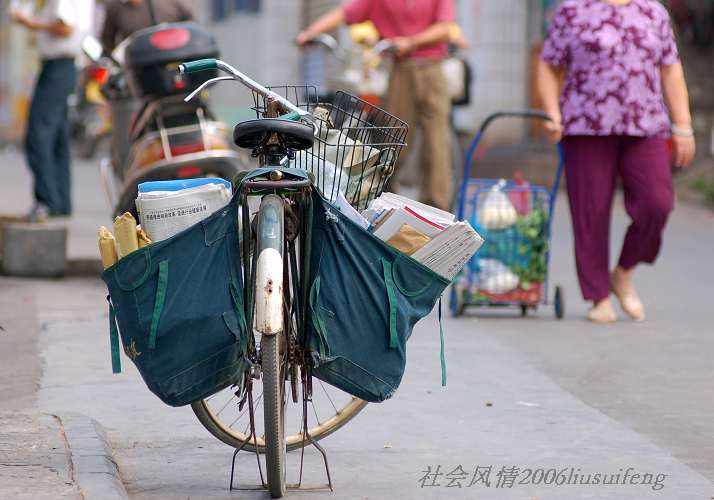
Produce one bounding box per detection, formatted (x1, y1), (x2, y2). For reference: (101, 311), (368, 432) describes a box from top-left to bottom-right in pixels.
(82, 22), (249, 217)
(69, 61), (112, 159)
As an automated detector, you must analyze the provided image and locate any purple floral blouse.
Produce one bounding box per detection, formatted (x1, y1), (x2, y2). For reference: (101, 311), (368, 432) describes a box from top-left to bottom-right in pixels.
(541, 0), (679, 137)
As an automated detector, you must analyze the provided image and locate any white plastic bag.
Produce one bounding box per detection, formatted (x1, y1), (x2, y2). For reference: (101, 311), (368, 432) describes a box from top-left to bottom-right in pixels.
(476, 258), (519, 294)
(442, 57), (467, 102)
(478, 179), (518, 230)
(314, 158), (349, 202)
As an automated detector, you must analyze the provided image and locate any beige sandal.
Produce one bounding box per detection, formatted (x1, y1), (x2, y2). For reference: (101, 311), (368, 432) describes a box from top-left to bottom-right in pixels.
(610, 275), (645, 321)
(587, 299), (616, 323)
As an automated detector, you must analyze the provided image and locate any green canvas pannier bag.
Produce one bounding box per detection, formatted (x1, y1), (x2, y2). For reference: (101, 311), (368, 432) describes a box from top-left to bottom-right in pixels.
(101, 193), (249, 407)
(305, 191), (450, 403)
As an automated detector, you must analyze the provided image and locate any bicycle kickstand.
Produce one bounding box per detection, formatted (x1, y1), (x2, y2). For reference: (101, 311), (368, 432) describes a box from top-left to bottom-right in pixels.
(229, 381), (267, 491)
(288, 376), (333, 491)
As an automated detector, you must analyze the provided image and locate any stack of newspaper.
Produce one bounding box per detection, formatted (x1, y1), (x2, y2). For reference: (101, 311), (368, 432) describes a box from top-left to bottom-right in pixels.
(362, 193), (483, 280)
(135, 178), (232, 242)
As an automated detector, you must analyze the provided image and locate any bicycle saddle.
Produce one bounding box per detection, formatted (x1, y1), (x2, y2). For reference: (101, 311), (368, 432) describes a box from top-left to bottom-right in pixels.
(233, 119), (314, 151)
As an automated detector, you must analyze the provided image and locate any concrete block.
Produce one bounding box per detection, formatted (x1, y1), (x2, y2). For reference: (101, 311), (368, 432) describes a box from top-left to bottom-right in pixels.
(1, 222), (67, 277)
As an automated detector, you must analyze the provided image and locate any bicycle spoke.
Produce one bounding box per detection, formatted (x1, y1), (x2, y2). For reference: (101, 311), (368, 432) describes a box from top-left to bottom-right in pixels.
(310, 399), (321, 425)
(229, 391), (263, 428)
(318, 379), (339, 414)
(215, 393), (238, 418)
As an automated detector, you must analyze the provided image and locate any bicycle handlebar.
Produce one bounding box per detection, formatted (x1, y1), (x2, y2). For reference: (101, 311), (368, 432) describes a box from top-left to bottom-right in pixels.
(302, 34), (396, 61)
(179, 58), (217, 73)
(305, 34), (347, 62)
(179, 58), (309, 119)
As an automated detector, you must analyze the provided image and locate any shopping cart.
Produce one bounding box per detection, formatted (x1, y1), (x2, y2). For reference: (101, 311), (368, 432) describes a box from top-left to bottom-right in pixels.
(451, 111), (565, 318)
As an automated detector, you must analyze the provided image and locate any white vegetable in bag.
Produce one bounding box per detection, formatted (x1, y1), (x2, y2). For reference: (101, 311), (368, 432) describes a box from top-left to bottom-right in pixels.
(476, 258), (519, 294)
(478, 179), (518, 230)
(314, 158), (348, 202)
(442, 57), (467, 102)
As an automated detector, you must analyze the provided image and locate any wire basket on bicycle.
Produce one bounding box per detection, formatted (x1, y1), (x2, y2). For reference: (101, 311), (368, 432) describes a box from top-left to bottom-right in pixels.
(253, 87), (408, 211)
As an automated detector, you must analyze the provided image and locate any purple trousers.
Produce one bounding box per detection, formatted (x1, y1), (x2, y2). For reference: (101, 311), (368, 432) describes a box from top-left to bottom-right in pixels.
(561, 135), (674, 302)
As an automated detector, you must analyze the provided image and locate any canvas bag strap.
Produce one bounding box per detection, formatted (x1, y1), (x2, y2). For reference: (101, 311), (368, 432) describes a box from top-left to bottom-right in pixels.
(382, 258), (448, 385)
(148, 260), (169, 349)
(107, 296), (121, 374)
(308, 276), (330, 357)
(230, 281), (249, 351)
(380, 259), (399, 349)
(439, 298), (446, 387)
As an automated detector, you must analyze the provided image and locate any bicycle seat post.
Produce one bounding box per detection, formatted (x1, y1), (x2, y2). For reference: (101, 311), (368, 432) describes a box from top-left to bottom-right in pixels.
(262, 97), (284, 166)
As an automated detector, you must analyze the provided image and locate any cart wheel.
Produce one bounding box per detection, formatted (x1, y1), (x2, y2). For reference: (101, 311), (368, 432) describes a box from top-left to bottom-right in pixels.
(554, 286), (565, 319)
(450, 286), (465, 318)
(520, 304), (528, 317)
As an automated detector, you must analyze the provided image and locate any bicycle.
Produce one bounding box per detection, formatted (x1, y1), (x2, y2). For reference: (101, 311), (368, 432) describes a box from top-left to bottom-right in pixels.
(178, 58), (408, 498)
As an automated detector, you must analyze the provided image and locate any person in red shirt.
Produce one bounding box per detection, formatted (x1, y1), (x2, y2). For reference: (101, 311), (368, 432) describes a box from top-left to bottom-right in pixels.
(297, 0), (456, 211)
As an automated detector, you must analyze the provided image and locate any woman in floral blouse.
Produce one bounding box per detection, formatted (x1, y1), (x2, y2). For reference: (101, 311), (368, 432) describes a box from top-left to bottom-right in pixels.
(538, 0), (695, 323)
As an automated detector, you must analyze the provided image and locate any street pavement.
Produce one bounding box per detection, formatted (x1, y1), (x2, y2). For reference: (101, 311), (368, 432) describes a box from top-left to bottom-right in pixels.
(1, 148), (714, 499)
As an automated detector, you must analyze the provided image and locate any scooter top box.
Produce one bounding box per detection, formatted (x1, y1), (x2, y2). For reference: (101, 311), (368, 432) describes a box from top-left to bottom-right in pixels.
(124, 22), (219, 98)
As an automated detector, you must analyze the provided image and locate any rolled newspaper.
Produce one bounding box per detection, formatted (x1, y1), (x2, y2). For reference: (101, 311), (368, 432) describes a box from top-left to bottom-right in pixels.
(98, 226), (118, 269)
(137, 227), (152, 248)
(113, 212), (139, 258)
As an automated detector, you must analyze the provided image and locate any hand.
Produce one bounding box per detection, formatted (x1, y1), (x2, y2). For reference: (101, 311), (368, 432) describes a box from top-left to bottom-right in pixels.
(671, 133), (696, 168)
(391, 37), (414, 57)
(543, 115), (563, 144)
(12, 10), (43, 30)
(295, 30), (315, 47)
(12, 9), (30, 26)
(453, 35), (469, 50)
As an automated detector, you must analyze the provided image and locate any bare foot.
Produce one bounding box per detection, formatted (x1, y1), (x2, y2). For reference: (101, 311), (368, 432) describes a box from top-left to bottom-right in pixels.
(587, 297), (616, 323)
(610, 266), (645, 321)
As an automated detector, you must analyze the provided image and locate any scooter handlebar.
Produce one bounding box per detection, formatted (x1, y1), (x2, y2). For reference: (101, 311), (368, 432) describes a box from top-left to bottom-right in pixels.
(179, 58), (218, 74)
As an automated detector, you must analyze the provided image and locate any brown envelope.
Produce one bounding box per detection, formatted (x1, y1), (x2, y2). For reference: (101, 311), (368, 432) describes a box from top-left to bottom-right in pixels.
(385, 224), (431, 255)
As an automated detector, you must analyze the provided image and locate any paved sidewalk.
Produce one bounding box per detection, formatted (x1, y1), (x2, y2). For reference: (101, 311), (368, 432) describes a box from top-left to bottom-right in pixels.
(0, 276), (129, 500)
(0, 411), (128, 500)
(31, 277), (714, 500)
(0, 412), (79, 500)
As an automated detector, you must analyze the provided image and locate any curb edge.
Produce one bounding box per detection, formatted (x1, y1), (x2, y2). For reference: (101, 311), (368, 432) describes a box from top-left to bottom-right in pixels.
(55, 412), (129, 500)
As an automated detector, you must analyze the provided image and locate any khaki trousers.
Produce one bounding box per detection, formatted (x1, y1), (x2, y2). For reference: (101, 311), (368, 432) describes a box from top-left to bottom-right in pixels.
(384, 60), (452, 211)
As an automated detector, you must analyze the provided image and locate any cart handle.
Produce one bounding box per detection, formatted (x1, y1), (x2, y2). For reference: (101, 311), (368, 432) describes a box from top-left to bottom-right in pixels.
(456, 110), (565, 222)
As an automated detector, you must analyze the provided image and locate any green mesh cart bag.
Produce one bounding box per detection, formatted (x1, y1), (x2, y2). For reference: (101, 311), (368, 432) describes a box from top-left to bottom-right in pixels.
(305, 191), (450, 403)
(101, 194), (249, 407)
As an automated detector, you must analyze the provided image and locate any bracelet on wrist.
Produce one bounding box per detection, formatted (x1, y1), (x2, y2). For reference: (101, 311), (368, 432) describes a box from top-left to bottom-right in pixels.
(671, 124), (694, 137)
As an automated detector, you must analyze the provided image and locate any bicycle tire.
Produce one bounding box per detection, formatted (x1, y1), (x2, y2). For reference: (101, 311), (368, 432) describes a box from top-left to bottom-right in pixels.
(255, 194), (287, 498)
(262, 333), (286, 498)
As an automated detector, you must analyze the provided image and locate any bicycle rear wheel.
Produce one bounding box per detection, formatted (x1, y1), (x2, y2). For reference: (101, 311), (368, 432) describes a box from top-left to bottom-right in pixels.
(255, 194), (287, 498)
(262, 333), (286, 498)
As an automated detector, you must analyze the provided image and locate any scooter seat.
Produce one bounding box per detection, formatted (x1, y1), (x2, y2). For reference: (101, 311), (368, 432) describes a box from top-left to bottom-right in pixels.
(233, 119), (314, 151)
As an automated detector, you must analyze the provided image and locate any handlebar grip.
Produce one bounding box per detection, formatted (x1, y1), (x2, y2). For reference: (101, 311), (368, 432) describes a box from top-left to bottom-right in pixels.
(179, 58), (217, 74)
